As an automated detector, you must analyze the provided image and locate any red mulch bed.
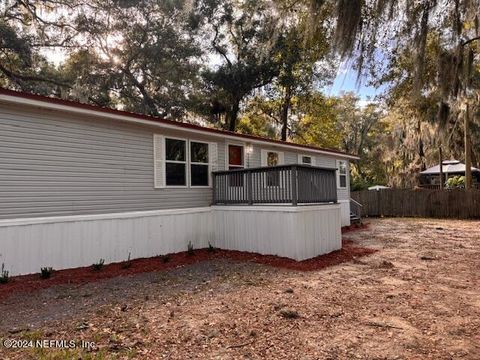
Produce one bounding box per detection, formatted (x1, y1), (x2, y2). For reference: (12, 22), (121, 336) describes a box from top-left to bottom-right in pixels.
(0, 239), (376, 300)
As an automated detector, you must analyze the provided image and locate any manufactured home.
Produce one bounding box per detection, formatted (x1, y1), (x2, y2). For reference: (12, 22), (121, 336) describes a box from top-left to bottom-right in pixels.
(0, 88), (359, 275)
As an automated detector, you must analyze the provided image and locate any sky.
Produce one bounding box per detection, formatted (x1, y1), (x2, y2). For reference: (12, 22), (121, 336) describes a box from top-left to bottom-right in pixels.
(325, 62), (386, 107)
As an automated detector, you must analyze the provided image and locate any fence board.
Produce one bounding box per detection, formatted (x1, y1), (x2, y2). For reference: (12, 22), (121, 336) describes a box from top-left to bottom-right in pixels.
(352, 189), (480, 219)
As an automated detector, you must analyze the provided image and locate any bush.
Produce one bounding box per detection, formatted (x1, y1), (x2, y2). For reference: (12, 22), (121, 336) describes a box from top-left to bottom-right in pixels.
(40, 267), (54, 279)
(446, 175), (465, 189)
(92, 259), (105, 271)
(121, 253), (132, 269)
(208, 242), (217, 253)
(0, 263), (9, 284)
(187, 241), (194, 256)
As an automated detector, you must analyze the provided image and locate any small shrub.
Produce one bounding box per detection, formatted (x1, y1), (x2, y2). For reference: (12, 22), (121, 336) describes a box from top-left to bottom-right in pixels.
(446, 175), (465, 189)
(92, 259), (105, 271)
(160, 254), (170, 263)
(121, 253), (132, 269)
(208, 242), (217, 253)
(187, 241), (194, 256)
(40, 267), (54, 279)
(0, 263), (9, 284)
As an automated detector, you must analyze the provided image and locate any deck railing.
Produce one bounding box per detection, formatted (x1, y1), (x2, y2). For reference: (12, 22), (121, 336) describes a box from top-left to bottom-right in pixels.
(212, 164), (337, 205)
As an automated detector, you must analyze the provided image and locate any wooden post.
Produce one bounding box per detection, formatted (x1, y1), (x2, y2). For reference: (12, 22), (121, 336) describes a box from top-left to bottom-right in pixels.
(291, 165), (298, 206)
(465, 103), (472, 189)
(439, 146), (444, 190)
(247, 170), (253, 205)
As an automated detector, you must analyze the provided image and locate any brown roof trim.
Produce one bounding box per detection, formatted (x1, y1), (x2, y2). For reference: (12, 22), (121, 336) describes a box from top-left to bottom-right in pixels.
(0, 87), (359, 159)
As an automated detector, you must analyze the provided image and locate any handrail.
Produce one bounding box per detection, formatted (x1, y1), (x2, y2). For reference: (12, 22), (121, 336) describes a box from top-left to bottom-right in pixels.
(213, 163), (337, 175)
(350, 198), (363, 207)
(212, 164), (338, 205)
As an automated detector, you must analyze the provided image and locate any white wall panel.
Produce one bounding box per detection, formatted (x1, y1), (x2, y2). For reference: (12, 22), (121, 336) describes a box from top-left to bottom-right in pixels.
(0, 208), (213, 276)
(0, 205), (341, 276)
(338, 200), (351, 227)
(213, 205), (341, 261)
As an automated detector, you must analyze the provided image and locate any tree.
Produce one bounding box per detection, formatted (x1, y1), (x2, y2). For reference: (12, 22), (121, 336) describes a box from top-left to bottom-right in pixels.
(302, 0), (480, 187)
(1, 0), (203, 119)
(191, 0), (282, 131)
(272, 7), (335, 140)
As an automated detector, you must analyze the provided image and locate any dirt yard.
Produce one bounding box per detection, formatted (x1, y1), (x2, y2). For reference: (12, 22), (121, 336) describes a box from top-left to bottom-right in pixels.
(0, 218), (479, 359)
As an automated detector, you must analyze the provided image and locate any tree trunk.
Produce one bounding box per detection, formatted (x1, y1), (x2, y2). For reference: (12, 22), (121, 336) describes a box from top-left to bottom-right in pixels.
(439, 146), (444, 190)
(226, 102), (240, 132)
(465, 103), (472, 189)
(280, 86), (292, 141)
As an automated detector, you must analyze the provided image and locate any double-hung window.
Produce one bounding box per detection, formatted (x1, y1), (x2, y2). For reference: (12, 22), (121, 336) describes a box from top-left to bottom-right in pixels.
(337, 160), (347, 188)
(190, 141), (209, 187)
(154, 135), (214, 188)
(165, 138), (187, 186)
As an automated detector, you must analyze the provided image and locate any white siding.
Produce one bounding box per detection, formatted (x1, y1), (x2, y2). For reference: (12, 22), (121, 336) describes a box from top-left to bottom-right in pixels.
(0, 205), (341, 275)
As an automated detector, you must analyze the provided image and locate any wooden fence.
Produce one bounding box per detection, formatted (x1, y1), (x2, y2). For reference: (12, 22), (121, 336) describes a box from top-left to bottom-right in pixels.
(351, 189), (480, 219)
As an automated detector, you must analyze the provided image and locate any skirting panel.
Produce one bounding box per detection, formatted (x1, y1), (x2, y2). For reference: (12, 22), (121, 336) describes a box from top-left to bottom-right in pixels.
(212, 205), (342, 261)
(338, 200), (351, 227)
(0, 205), (342, 275)
(0, 208), (214, 276)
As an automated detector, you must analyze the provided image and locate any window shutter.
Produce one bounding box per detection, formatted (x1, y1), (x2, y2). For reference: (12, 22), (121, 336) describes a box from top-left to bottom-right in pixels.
(311, 156), (316, 166)
(297, 154), (303, 163)
(153, 134), (165, 188)
(209, 142), (218, 171)
(278, 151), (284, 165)
(260, 149), (268, 167)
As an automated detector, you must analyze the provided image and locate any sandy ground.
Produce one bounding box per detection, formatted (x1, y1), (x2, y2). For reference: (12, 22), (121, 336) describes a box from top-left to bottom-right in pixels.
(0, 218), (479, 359)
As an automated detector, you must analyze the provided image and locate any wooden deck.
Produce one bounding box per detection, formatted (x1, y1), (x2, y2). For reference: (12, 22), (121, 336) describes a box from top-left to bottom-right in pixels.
(212, 164), (338, 206)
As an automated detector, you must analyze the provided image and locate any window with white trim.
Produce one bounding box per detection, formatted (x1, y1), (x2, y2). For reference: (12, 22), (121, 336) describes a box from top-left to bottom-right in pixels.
(190, 141), (209, 187)
(228, 144), (244, 170)
(261, 149), (284, 187)
(228, 144), (244, 187)
(165, 138), (187, 186)
(337, 160), (347, 188)
(298, 154), (314, 165)
(267, 151), (280, 186)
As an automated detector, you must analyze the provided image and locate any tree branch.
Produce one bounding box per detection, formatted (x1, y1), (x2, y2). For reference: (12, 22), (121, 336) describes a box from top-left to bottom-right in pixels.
(462, 35), (480, 47)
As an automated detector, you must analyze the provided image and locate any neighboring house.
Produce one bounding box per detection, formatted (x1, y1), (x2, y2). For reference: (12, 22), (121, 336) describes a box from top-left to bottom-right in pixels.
(419, 160), (480, 188)
(368, 185), (391, 191)
(0, 88), (359, 275)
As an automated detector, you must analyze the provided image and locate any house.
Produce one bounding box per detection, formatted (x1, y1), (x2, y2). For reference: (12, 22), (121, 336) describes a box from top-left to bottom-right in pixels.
(368, 185), (391, 191)
(0, 88), (359, 275)
(419, 160), (480, 188)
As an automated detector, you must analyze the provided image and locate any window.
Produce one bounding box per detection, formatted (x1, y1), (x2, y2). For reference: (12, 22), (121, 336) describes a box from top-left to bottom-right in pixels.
(154, 135), (216, 188)
(267, 152), (279, 167)
(228, 144), (244, 187)
(267, 151), (279, 186)
(190, 141), (209, 187)
(262, 150), (283, 187)
(298, 154), (315, 165)
(165, 138), (187, 186)
(301, 156), (312, 165)
(338, 160), (347, 188)
(228, 145), (244, 170)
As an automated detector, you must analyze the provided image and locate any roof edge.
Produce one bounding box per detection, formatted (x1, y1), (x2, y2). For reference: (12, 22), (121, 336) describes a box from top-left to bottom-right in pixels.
(0, 88), (360, 160)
